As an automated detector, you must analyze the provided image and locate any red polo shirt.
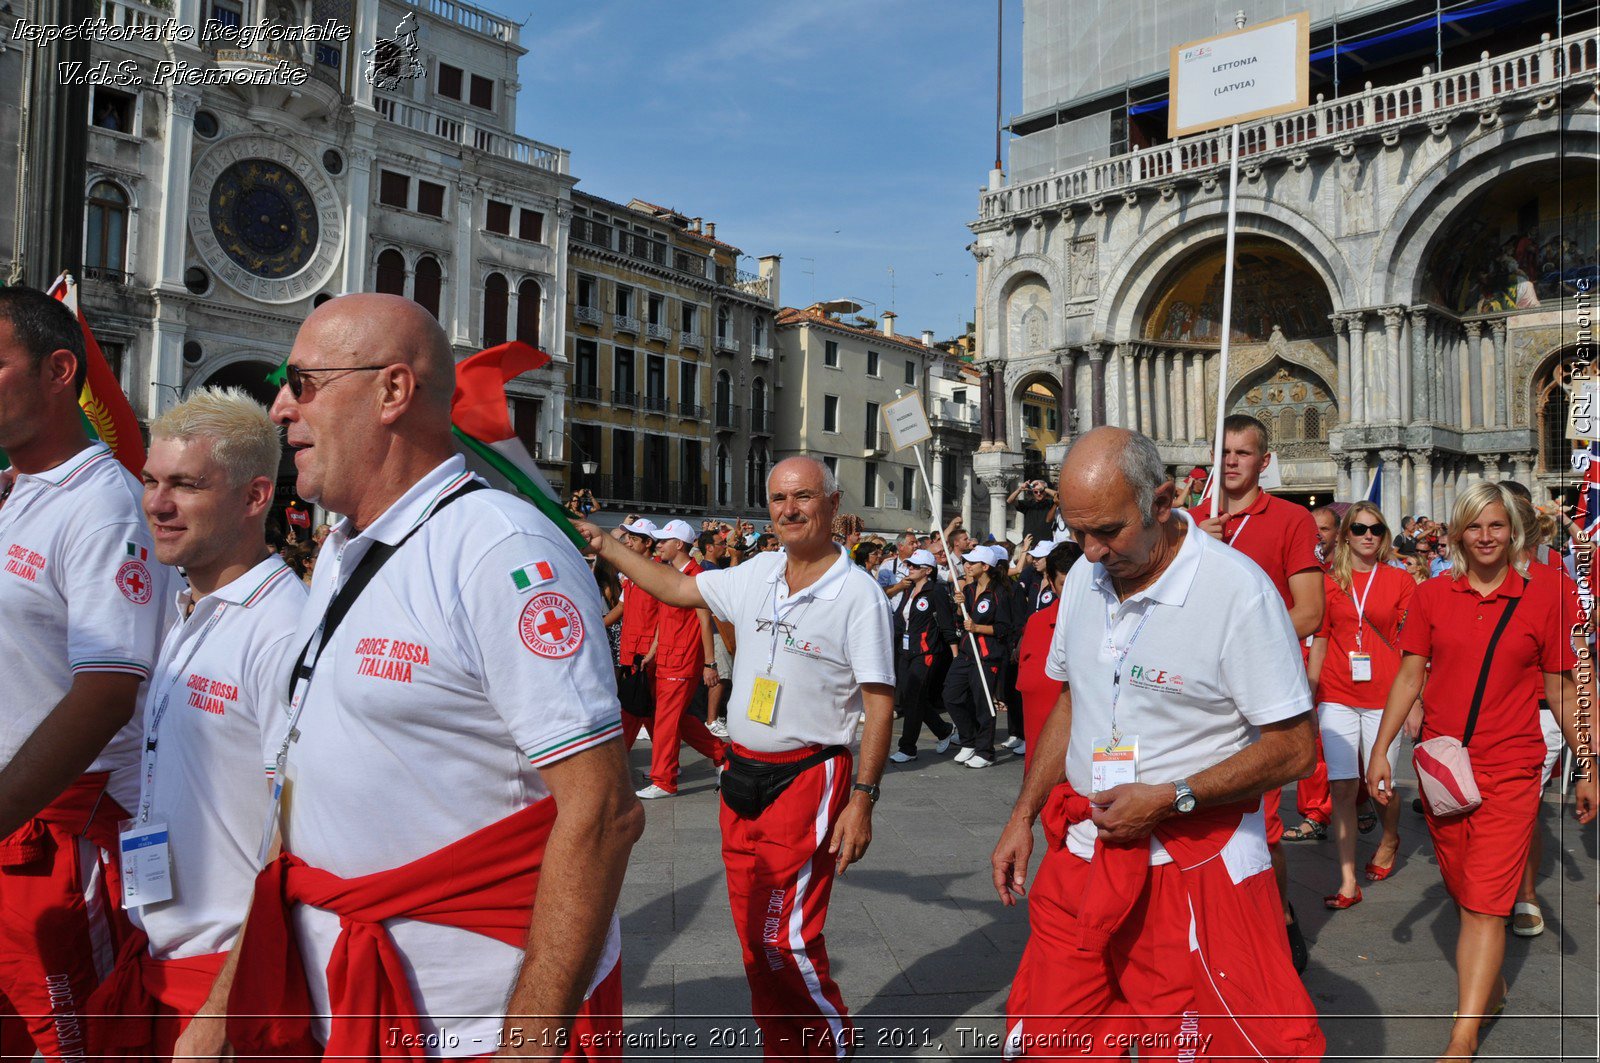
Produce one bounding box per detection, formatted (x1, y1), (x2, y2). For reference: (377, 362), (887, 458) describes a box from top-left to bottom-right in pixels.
(1187, 491), (1320, 611)
(1316, 565), (1415, 710)
(653, 557), (706, 679)
(619, 569), (662, 667)
(1014, 601), (1064, 772)
(1400, 568), (1578, 772)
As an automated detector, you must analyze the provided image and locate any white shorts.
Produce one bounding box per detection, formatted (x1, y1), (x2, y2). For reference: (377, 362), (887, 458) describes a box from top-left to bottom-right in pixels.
(712, 632), (732, 681)
(1318, 702), (1401, 782)
(1540, 706), (1566, 787)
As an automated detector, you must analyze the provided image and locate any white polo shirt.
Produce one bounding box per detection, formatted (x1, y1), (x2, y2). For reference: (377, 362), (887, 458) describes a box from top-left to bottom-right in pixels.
(0, 443), (173, 813)
(128, 556), (305, 960)
(283, 457), (623, 1050)
(697, 546), (895, 753)
(1045, 511), (1311, 865)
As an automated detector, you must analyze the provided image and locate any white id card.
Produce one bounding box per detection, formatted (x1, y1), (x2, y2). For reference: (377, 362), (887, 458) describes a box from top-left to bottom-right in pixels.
(1349, 652), (1373, 683)
(1091, 735), (1139, 793)
(119, 819), (173, 908)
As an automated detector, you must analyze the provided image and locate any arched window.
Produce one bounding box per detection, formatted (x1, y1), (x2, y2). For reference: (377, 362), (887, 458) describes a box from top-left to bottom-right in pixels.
(716, 445), (733, 507)
(517, 279), (541, 345)
(1303, 405), (1322, 440)
(1276, 407), (1298, 443)
(751, 444), (770, 506)
(715, 369), (732, 412)
(375, 249), (406, 295)
(412, 256), (442, 319)
(717, 306), (731, 339)
(1541, 376), (1570, 472)
(85, 181), (129, 277)
(751, 377), (767, 431)
(482, 272), (509, 348)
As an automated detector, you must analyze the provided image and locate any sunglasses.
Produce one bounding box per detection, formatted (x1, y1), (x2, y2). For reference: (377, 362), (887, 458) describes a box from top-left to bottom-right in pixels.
(284, 363), (390, 399)
(1348, 521), (1386, 537)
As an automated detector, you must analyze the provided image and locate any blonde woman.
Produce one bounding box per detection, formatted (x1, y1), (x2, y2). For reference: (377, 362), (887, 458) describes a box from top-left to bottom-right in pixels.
(1308, 502), (1415, 909)
(1369, 482), (1596, 1063)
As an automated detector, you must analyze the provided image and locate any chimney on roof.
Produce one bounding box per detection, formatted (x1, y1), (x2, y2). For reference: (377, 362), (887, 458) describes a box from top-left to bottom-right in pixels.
(706, 222), (716, 239)
(758, 255), (781, 307)
(922, 330), (934, 347)
(691, 218), (702, 233)
(881, 311), (896, 337)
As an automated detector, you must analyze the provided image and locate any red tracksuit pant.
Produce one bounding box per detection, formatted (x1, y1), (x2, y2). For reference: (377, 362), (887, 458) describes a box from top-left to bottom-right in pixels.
(630, 674), (725, 793)
(721, 747), (855, 1060)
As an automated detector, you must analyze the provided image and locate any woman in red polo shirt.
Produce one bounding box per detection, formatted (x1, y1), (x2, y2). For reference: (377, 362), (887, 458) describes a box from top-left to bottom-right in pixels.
(1013, 540), (1082, 772)
(1369, 482), (1596, 1063)
(1308, 502), (1414, 910)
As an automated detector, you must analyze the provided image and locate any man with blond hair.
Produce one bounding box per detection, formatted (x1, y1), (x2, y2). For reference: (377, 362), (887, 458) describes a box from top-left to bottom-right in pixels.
(87, 387), (309, 1057)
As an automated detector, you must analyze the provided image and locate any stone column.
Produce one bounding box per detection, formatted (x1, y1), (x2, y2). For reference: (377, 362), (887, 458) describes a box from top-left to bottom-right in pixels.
(148, 295), (187, 417)
(1443, 457), (1459, 516)
(979, 366), (994, 442)
(980, 473), (1009, 540)
(930, 443), (946, 524)
(1349, 451), (1370, 501)
(1379, 448), (1404, 527)
(1120, 345), (1137, 430)
(1058, 350), (1076, 442)
(1431, 460), (1447, 522)
(1410, 309), (1431, 423)
(451, 182), (476, 346)
(1347, 314), (1367, 424)
(1382, 307), (1405, 422)
(1089, 344), (1107, 427)
(1482, 454), (1502, 482)
(961, 464), (974, 528)
(1154, 350), (1171, 441)
(1412, 450), (1434, 519)
(1512, 451), (1535, 484)
(157, 91), (200, 291)
(1336, 455), (1352, 500)
(1490, 318), (1509, 429)
(1172, 353), (1189, 441)
(1333, 314), (1351, 423)
(1137, 349), (1154, 436)
(1189, 351), (1206, 443)
(1402, 454), (1414, 517)
(1463, 322), (1484, 428)
(339, 145), (376, 294)
(994, 367), (1009, 447)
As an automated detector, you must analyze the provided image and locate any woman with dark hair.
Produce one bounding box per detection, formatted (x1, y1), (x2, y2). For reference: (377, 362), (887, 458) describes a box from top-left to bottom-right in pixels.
(1013, 541), (1080, 771)
(943, 545), (1017, 768)
(1369, 481), (1596, 1063)
(888, 550), (957, 762)
(1308, 501), (1414, 909)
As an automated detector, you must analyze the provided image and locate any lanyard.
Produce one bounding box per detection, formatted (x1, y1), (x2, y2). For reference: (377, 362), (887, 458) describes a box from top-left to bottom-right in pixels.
(1224, 513), (1252, 549)
(138, 603), (228, 825)
(762, 581), (815, 673)
(1350, 568), (1376, 651)
(1106, 602), (1156, 745)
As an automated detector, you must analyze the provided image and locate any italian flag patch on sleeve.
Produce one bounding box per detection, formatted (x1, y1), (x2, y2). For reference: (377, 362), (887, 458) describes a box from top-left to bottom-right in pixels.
(510, 560), (557, 593)
(125, 542), (147, 560)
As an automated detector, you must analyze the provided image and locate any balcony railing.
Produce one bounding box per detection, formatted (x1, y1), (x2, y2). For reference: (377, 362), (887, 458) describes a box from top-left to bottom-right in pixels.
(979, 29), (1600, 223)
(571, 217), (612, 248)
(863, 428), (888, 453)
(677, 400), (706, 419)
(81, 265), (128, 285)
(750, 344), (773, 362)
(643, 394), (669, 414)
(715, 335), (741, 354)
(680, 331), (703, 351)
(645, 322), (672, 342)
(617, 231), (667, 267)
(373, 98), (568, 174)
(573, 383), (602, 403)
(931, 399), (979, 428)
(749, 408), (773, 435)
(714, 403), (741, 431)
(424, 0), (520, 44)
(612, 389), (639, 409)
(613, 314), (641, 335)
(574, 305), (602, 325)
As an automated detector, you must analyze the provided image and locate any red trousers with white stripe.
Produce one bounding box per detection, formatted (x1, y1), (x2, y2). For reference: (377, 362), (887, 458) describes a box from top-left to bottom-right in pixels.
(720, 746), (855, 1061)
(635, 675), (725, 793)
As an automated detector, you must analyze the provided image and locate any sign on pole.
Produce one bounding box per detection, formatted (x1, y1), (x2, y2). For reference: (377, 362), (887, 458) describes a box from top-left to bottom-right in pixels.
(1568, 375), (1600, 441)
(1169, 12), (1310, 137)
(883, 392), (933, 451)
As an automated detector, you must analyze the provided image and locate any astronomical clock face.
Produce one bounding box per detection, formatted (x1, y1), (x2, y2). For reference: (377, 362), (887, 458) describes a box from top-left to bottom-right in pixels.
(189, 135), (344, 304)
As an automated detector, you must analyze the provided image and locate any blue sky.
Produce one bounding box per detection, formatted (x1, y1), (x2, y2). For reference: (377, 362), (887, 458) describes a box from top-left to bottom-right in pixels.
(502, 0), (1024, 342)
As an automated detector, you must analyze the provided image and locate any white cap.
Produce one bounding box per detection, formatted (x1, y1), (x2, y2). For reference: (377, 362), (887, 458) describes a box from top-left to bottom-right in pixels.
(650, 518), (697, 544)
(987, 545), (1011, 566)
(961, 548), (993, 566)
(620, 517), (658, 536)
(908, 549), (938, 568)
(1027, 540), (1056, 559)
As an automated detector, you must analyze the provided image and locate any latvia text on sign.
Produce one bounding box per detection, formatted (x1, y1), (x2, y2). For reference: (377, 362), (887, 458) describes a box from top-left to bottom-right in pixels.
(1169, 12), (1310, 138)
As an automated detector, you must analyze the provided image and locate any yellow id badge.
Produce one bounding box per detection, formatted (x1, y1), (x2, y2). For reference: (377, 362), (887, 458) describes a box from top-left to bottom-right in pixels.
(747, 673), (781, 726)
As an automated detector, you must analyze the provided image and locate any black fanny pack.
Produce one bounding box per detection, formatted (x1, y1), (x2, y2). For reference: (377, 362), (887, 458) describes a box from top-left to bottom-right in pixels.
(720, 745), (848, 818)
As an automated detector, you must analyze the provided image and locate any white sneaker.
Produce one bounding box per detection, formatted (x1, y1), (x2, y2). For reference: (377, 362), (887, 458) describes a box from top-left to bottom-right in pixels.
(888, 750), (917, 763)
(635, 783), (674, 799)
(1000, 735), (1021, 750)
(966, 755), (993, 769)
(935, 735), (954, 754)
(707, 719), (729, 739)
(954, 747), (975, 764)
(1012, 740), (1026, 756)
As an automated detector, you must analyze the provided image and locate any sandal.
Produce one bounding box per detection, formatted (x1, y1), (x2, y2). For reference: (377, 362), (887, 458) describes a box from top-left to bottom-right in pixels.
(1364, 859), (1397, 882)
(1511, 902), (1545, 937)
(1324, 888), (1362, 910)
(1282, 818), (1327, 842)
(1357, 805), (1378, 834)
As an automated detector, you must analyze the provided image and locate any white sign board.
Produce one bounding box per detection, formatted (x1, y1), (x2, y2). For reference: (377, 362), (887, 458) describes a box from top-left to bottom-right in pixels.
(1259, 451), (1283, 491)
(882, 393), (933, 451)
(1569, 376), (1600, 441)
(1169, 13), (1309, 138)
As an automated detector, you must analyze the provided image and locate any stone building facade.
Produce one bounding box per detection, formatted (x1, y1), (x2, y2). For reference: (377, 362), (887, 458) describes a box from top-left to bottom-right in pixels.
(971, 0), (1598, 533)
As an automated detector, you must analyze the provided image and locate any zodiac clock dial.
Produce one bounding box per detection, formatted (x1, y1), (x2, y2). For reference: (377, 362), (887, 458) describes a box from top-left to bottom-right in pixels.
(207, 159), (319, 279)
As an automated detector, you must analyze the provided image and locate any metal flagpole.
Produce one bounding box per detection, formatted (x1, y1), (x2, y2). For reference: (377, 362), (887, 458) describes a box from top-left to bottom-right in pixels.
(1208, 118), (1243, 519)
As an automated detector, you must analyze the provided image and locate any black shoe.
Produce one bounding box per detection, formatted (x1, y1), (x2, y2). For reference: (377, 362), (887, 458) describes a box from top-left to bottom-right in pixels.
(1411, 796), (1426, 815)
(1286, 905), (1308, 974)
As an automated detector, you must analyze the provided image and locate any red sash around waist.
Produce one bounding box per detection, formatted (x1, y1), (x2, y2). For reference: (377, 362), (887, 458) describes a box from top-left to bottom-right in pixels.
(88, 927), (226, 1057)
(0, 772), (125, 867)
(228, 797), (557, 1061)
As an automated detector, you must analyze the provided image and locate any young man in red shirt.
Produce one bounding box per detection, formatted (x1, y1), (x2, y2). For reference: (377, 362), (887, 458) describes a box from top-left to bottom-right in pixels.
(1188, 414), (1325, 972)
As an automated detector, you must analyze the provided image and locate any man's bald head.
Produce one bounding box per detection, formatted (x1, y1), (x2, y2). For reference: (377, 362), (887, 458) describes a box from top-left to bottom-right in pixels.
(300, 294), (455, 413)
(1061, 426), (1169, 527)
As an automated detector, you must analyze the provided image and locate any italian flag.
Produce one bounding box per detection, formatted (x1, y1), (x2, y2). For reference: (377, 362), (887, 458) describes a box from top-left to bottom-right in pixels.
(47, 272), (146, 476)
(451, 341), (585, 550)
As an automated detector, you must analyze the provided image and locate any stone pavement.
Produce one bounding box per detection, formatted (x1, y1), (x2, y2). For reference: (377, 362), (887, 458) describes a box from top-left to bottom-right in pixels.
(621, 730), (1597, 1060)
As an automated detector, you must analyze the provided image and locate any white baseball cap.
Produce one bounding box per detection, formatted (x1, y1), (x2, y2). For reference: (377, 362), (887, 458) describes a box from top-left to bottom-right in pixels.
(908, 549), (938, 568)
(988, 545), (1012, 566)
(961, 548), (994, 566)
(1027, 540), (1056, 559)
(650, 518), (697, 544)
(620, 517), (658, 536)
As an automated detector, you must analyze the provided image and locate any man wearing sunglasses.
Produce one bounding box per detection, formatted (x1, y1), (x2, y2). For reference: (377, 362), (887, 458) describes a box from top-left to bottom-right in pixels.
(179, 294), (640, 1062)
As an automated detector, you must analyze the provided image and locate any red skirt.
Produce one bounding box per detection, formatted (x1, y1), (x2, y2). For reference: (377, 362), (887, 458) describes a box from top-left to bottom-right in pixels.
(1423, 763), (1542, 916)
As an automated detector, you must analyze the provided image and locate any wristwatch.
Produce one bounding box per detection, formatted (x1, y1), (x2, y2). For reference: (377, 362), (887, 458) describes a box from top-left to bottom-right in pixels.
(1171, 779), (1197, 815)
(852, 782), (881, 804)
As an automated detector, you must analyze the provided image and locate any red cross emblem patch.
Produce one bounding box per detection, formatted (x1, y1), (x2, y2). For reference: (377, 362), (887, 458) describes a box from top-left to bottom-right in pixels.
(519, 592), (585, 659)
(116, 560), (153, 604)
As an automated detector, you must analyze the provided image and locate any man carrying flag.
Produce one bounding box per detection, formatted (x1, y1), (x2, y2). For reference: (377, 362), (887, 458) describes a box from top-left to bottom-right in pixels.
(46, 272), (146, 475)
(0, 286), (173, 1059)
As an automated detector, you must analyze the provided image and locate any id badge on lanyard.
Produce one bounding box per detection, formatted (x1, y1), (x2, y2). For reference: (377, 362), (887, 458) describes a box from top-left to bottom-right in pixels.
(1091, 736), (1139, 793)
(1350, 570), (1375, 683)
